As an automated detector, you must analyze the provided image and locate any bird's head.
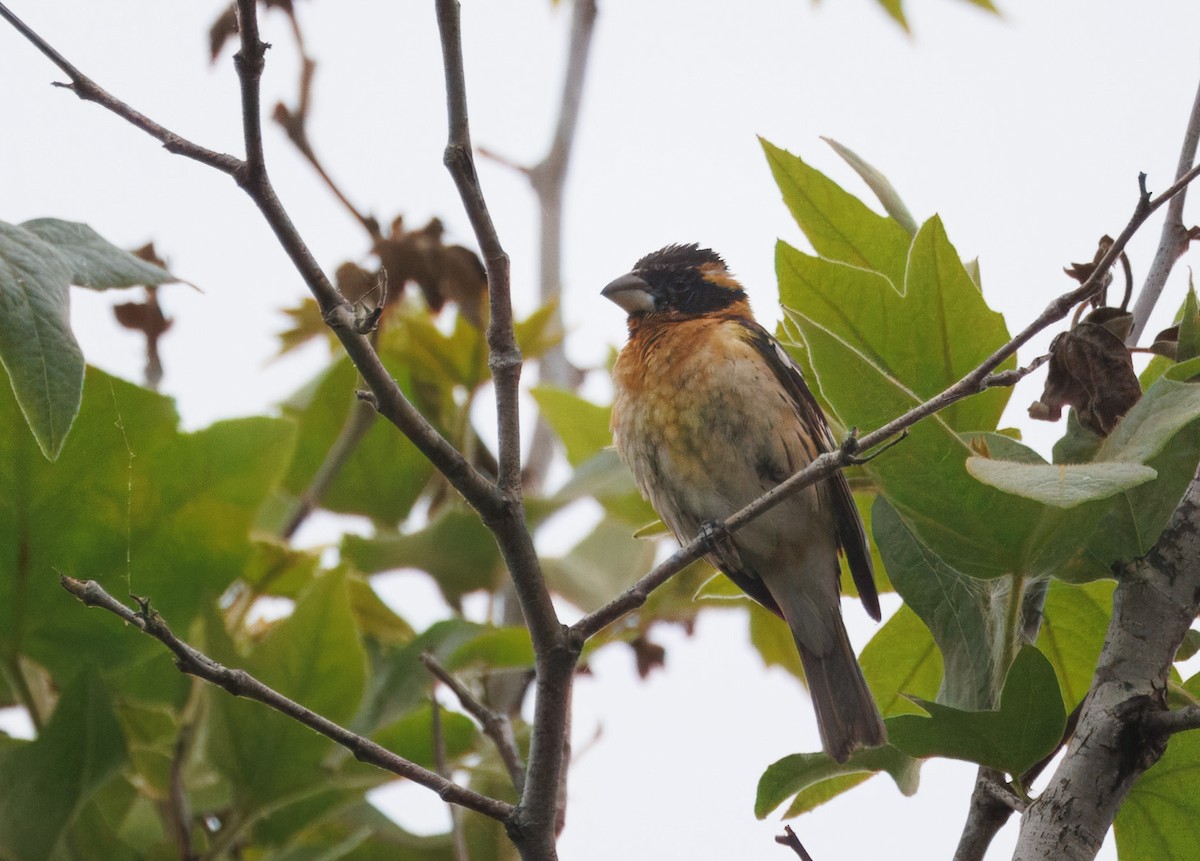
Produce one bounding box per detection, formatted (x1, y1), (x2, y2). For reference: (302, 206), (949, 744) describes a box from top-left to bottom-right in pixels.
(602, 243), (748, 320)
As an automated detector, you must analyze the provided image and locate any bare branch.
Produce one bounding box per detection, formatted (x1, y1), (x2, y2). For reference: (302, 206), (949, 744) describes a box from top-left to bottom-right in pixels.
(59, 576), (515, 822)
(0, 2), (240, 173)
(1129, 71), (1200, 342)
(775, 825), (816, 861)
(421, 652), (527, 793)
(0, 1), (504, 519)
(430, 699), (471, 861)
(434, 0), (521, 497)
(280, 397), (377, 540)
(1144, 703), (1200, 736)
(1014, 463), (1200, 859)
(434, 6), (575, 857)
(953, 768), (1022, 861)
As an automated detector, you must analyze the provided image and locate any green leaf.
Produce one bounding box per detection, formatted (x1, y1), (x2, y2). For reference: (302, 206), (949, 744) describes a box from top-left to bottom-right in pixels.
(206, 571), (370, 810)
(372, 703), (477, 771)
(18, 219), (174, 290)
(529, 386), (612, 467)
(762, 138), (912, 289)
(1036, 580), (1114, 709)
(784, 315), (1041, 578)
(755, 745), (919, 819)
(1177, 281), (1200, 363)
(859, 604), (942, 718)
(748, 602), (805, 680)
(448, 626), (535, 671)
(0, 669), (126, 861)
(0, 221), (83, 459)
(342, 510), (501, 609)
(0, 366), (293, 689)
(351, 619), (484, 736)
(1115, 725), (1200, 860)
(541, 516), (657, 613)
(821, 138), (918, 235)
(1058, 372), (1200, 582)
(777, 215), (1013, 435)
(965, 458), (1157, 508)
(872, 497), (1005, 710)
(281, 357), (434, 524)
(536, 449), (654, 526)
(887, 646), (1066, 775)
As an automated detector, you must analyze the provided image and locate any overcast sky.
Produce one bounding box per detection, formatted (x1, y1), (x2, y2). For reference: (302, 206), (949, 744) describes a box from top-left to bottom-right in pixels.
(5, 1), (1200, 858)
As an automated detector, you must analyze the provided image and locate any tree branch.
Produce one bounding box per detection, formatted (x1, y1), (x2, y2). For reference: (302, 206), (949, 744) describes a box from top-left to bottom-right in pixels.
(59, 576), (515, 822)
(280, 396), (377, 540)
(433, 5), (575, 858)
(1013, 463), (1200, 860)
(1128, 71), (1200, 342)
(431, 698), (471, 861)
(774, 825), (816, 860)
(521, 0), (598, 491)
(1143, 704), (1200, 736)
(952, 768), (1023, 861)
(421, 652), (527, 793)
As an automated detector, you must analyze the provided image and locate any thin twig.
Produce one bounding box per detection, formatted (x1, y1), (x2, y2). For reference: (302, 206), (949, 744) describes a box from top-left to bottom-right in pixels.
(434, 6), (576, 856)
(1129, 71), (1200, 341)
(522, 0), (598, 491)
(168, 721), (197, 861)
(571, 162), (1200, 644)
(421, 652), (527, 793)
(281, 397), (377, 539)
(0, 1), (504, 517)
(433, 0), (521, 498)
(59, 576), (514, 822)
(775, 825), (815, 861)
(431, 698), (471, 861)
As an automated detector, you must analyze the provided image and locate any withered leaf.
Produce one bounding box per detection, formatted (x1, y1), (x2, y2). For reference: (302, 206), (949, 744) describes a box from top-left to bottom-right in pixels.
(1149, 324), (1180, 360)
(1029, 318), (1141, 436)
(629, 635), (666, 679)
(371, 216), (487, 327)
(209, 0), (297, 63)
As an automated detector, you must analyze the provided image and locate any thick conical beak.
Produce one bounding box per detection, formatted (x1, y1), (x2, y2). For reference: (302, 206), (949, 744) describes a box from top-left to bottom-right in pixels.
(601, 272), (656, 314)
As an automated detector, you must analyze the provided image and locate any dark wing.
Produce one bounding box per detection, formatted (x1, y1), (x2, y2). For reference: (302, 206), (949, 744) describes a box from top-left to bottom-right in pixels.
(735, 320), (880, 621)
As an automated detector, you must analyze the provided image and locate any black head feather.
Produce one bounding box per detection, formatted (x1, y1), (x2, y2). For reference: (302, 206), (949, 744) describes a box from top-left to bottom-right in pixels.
(626, 243), (746, 316)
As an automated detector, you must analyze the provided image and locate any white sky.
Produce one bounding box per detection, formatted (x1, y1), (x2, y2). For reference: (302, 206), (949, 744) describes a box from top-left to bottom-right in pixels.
(6, 0), (1200, 858)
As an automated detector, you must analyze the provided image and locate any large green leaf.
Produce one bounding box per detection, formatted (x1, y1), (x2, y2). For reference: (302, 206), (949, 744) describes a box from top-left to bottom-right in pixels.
(776, 224), (1012, 434)
(206, 571), (372, 811)
(281, 357), (434, 524)
(762, 139), (912, 290)
(873, 497), (1006, 710)
(822, 137), (918, 235)
(0, 221), (82, 459)
(529, 386), (612, 467)
(540, 516), (657, 613)
(0, 669), (126, 861)
(1116, 689), (1200, 860)
(860, 603), (942, 718)
(887, 645), (1066, 776)
(0, 220), (177, 460)
(1057, 368), (1200, 582)
(785, 314), (1042, 578)
(965, 458), (1157, 508)
(0, 366), (293, 691)
(1036, 580), (1114, 709)
(18, 219), (174, 290)
(755, 745), (919, 820)
(342, 509), (501, 609)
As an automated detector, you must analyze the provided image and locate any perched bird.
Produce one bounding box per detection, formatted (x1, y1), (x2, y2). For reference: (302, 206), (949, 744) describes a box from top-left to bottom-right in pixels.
(604, 243), (886, 762)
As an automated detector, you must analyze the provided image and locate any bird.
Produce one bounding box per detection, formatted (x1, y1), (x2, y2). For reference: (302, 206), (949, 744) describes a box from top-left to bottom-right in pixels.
(603, 243), (886, 762)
